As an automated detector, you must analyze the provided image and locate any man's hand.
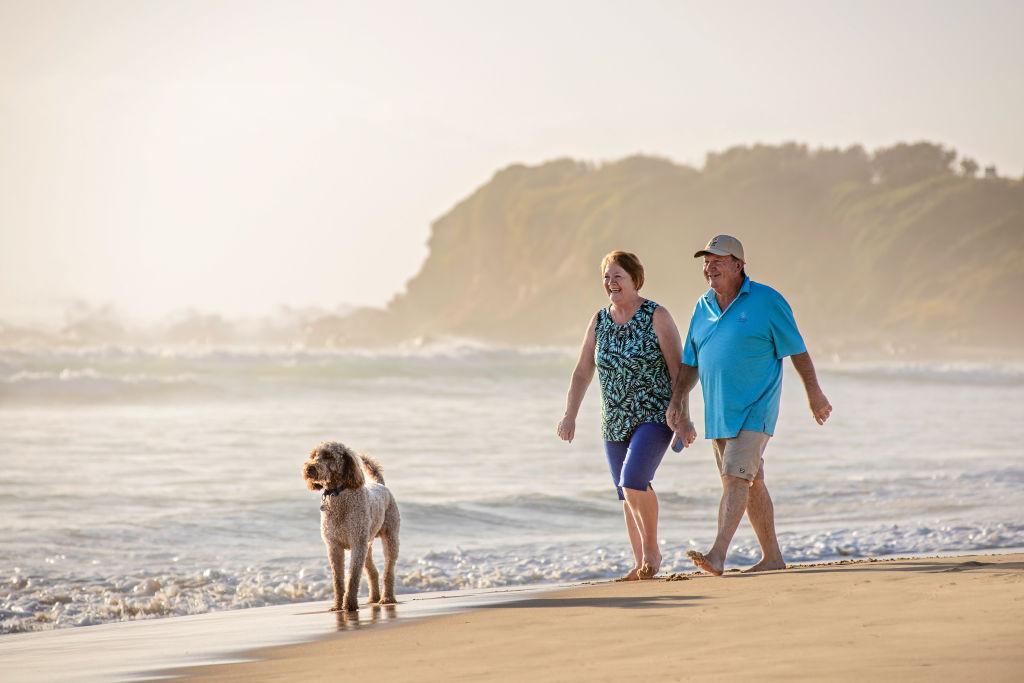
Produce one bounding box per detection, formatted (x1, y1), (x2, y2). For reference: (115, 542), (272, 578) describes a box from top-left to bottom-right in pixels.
(666, 404), (683, 432)
(808, 388), (832, 425)
(791, 352), (831, 426)
(556, 415), (576, 442)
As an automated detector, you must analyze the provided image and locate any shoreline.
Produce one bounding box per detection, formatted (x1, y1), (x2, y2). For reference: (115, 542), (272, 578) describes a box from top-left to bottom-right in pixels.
(179, 551), (1024, 682)
(3, 550), (1022, 681)
(0, 581), (577, 683)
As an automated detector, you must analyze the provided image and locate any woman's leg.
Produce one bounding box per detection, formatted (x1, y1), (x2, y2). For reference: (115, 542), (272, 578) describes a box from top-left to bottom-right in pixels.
(605, 440), (642, 580)
(621, 501), (644, 580)
(623, 486), (661, 577)
(620, 423), (672, 578)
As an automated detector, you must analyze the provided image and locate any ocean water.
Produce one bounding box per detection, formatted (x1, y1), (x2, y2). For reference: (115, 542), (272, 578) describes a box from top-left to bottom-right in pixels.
(1, 343), (1023, 634)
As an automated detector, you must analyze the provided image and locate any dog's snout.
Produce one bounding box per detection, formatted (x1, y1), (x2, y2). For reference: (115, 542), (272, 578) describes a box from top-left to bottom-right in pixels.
(304, 464), (317, 478)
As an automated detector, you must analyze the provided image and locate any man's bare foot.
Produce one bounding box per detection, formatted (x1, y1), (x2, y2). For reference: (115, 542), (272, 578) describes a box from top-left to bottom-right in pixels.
(686, 550), (724, 576)
(743, 558), (786, 573)
(616, 567), (641, 582)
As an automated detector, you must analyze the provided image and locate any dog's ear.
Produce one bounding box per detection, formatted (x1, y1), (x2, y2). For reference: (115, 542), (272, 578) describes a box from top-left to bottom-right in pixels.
(338, 450), (365, 490)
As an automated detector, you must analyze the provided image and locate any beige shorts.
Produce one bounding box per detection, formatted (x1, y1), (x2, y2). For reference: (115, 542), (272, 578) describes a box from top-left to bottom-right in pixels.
(712, 430), (771, 482)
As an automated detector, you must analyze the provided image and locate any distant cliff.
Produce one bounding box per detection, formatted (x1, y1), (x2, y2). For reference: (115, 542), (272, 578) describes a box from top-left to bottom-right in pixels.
(321, 142), (1024, 356)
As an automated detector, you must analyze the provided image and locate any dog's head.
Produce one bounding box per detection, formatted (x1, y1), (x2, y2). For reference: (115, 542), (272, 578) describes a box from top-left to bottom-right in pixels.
(302, 441), (365, 492)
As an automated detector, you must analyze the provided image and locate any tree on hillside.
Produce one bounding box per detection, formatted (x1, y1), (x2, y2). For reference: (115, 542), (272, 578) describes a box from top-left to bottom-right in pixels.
(871, 142), (956, 185)
(703, 143), (871, 187)
(704, 142), (812, 176)
(318, 143), (1024, 350)
(960, 157), (979, 177)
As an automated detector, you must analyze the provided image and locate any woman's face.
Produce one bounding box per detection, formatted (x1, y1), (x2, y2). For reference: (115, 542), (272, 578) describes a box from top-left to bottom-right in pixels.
(603, 263), (637, 303)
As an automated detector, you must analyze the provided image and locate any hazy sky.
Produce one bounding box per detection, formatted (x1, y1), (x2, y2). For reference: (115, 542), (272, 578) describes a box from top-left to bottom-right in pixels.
(2, 0), (1022, 322)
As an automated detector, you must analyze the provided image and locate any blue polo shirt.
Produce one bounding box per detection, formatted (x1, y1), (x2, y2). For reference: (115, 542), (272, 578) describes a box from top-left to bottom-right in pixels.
(682, 277), (806, 439)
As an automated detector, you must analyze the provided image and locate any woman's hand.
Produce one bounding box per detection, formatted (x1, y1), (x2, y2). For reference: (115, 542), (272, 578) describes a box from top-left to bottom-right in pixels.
(667, 405), (697, 449)
(676, 419), (697, 448)
(556, 415), (576, 442)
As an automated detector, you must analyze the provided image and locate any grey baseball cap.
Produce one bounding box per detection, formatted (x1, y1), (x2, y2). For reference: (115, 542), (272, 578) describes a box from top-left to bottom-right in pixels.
(694, 234), (745, 262)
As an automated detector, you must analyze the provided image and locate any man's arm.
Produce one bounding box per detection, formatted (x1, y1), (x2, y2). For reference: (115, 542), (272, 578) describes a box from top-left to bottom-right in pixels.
(790, 351), (832, 425)
(666, 363), (699, 446)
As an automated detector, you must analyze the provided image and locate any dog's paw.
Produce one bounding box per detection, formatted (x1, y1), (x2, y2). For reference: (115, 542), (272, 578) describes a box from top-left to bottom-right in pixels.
(378, 596), (398, 605)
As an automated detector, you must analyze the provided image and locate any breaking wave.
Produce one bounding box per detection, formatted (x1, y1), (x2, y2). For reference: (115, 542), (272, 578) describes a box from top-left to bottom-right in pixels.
(2, 346), (1022, 405)
(3, 521), (1021, 634)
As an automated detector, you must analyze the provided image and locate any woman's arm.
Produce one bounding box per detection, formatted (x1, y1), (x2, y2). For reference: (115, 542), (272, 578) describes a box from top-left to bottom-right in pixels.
(652, 305), (682, 386)
(556, 312), (599, 443)
(654, 306), (697, 447)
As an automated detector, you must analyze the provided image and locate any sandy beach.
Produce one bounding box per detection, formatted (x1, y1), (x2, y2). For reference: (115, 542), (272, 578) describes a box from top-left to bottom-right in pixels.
(175, 553), (1024, 682)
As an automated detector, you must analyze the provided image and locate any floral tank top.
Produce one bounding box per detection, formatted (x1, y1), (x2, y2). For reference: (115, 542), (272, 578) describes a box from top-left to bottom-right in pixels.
(594, 299), (672, 441)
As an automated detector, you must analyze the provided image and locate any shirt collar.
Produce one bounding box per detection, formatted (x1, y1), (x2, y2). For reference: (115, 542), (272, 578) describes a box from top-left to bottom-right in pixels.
(704, 276), (751, 304)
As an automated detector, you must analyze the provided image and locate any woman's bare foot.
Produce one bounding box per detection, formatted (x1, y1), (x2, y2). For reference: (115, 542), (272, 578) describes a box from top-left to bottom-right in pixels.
(637, 552), (662, 579)
(686, 550), (724, 576)
(616, 567), (641, 581)
(743, 558), (786, 573)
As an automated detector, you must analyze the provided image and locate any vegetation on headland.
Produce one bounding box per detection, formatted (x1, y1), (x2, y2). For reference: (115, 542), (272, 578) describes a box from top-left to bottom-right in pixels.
(324, 141), (1023, 357)
(4, 142), (1020, 357)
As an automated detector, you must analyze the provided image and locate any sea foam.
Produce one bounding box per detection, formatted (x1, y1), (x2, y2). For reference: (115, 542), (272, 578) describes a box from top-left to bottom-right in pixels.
(3, 522), (1021, 635)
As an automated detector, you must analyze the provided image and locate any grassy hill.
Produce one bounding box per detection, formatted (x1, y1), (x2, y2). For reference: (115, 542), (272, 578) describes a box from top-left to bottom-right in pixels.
(322, 142), (1024, 357)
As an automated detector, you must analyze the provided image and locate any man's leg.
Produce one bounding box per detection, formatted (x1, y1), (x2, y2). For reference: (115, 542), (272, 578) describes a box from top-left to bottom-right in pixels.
(688, 474), (749, 576)
(689, 433), (771, 576)
(744, 463), (786, 572)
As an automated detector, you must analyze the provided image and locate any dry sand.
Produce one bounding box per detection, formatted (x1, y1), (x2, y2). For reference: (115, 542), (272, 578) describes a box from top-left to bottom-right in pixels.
(182, 553), (1024, 681)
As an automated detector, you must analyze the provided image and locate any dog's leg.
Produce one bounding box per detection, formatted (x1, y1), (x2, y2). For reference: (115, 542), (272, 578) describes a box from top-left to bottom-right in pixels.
(328, 544), (346, 612)
(364, 542), (381, 604)
(379, 510), (400, 604)
(344, 541), (368, 612)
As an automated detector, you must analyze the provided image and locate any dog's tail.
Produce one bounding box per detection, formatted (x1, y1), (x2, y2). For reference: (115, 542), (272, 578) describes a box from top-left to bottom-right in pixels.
(359, 454), (385, 485)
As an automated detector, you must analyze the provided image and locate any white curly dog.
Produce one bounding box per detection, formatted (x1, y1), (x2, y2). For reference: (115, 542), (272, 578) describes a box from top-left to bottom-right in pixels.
(302, 441), (401, 612)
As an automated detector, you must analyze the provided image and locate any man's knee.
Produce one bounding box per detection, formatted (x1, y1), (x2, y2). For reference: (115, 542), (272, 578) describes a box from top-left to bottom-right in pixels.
(721, 474), (751, 489)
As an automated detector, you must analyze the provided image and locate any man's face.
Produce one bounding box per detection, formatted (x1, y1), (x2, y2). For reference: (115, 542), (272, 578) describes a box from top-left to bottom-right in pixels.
(703, 254), (744, 292)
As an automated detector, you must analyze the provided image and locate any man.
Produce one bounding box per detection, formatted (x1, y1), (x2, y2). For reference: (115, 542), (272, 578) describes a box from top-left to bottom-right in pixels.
(667, 235), (831, 575)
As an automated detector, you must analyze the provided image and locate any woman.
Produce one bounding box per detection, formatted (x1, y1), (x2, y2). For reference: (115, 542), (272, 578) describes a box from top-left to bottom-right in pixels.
(556, 250), (684, 580)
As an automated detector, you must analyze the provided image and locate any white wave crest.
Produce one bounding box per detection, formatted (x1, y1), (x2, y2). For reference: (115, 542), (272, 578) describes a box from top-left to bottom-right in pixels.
(3, 521), (1021, 635)
(0, 367), (206, 402)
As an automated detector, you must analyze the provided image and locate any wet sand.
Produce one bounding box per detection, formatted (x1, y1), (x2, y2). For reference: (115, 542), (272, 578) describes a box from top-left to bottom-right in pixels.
(179, 553), (1024, 681)
(0, 583), (569, 682)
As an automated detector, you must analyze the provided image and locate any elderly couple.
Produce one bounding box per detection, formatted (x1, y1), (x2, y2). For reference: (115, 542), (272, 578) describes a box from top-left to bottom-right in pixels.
(557, 235), (832, 580)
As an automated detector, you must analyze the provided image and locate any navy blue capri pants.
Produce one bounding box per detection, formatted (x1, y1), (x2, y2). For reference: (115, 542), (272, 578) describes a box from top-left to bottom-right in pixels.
(604, 422), (673, 500)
